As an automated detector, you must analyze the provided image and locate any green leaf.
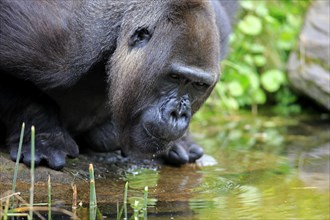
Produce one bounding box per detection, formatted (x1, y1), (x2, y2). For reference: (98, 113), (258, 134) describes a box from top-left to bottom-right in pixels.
(277, 29), (295, 50)
(224, 97), (239, 110)
(252, 88), (266, 104)
(243, 72), (260, 90)
(287, 14), (301, 27)
(237, 64), (255, 75)
(248, 44), (265, 53)
(261, 69), (286, 92)
(228, 81), (244, 97)
(215, 82), (225, 97)
(264, 15), (277, 24)
(240, 0), (254, 10)
(243, 54), (254, 66)
(254, 55), (266, 67)
(238, 15), (263, 36)
(255, 4), (269, 17)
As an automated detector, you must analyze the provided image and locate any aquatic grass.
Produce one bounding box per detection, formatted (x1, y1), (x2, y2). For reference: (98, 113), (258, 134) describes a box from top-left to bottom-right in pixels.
(10, 206), (75, 218)
(48, 175), (52, 220)
(89, 164), (97, 220)
(1, 191), (45, 219)
(72, 183), (78, 219)
(1, 124), (77, 219)
(129, 186), (149, 220)
(1, 124), (150, 220)
(0, 196), (2, 219)
(3, 124), (38, 220)
(11, 122), (25, 204)
(4, 213), (30, 218)
(133, 200), (139, 219)
(124, 186), (151, 219)
(117, 201), (120, 220)
(2, 191), (10, 220)
(29, 125), (36, 220)
(117, 200), (124, 220)
(13, 196), (75, 219)
(124, 181), (128, 220)
(116, 182), (128, 220)
(143, 186), (148, 220)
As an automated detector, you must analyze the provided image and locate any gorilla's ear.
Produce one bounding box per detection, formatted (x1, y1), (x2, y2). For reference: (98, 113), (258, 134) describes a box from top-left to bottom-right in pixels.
(128, 27), (152, 48)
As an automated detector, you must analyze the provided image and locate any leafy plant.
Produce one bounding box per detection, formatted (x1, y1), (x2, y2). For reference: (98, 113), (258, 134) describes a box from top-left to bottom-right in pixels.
(201, 0), (311, 116)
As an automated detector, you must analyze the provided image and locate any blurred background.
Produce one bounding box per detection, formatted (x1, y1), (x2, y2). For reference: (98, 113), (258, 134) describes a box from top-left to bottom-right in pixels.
(195, 0), (329, 118)
(186, 1), (330, 218)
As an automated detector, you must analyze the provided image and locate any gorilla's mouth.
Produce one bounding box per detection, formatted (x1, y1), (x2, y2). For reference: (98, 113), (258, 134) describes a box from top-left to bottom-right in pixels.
(127, 98), (191, 156)
(126, 120), (171, 156)
(142, 123), (171, 142)
(142, 123), (172, 152)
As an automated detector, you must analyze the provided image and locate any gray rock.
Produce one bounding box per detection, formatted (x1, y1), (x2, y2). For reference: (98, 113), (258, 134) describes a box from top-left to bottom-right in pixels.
(287, 0), (330, 110)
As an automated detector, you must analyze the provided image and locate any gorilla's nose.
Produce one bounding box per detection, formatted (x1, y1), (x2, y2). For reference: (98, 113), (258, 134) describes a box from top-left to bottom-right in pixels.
(161, 97), (191, 138)
(169, 99), (189, 124)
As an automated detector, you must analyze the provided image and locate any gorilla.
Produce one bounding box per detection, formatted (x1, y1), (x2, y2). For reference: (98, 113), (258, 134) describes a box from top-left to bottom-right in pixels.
(0, 0), (237, 170)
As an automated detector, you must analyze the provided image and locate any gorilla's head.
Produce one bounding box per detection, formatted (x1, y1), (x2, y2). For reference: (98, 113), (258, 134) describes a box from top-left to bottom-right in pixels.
(107, 0), (220, 156)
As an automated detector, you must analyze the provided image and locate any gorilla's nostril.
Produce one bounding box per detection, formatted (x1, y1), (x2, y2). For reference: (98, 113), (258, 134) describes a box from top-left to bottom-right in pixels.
(170, 111), (178, 120)
(170, 110), (188, 122)
(170, 111), (178, 125)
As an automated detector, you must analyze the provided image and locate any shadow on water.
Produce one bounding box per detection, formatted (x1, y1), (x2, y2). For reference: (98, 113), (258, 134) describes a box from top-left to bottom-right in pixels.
(1, 113), (329, 219)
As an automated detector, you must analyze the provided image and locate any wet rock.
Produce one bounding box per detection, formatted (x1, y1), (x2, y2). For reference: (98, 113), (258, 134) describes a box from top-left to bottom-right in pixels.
(196, 154), (218, 167)
(0, 153), (75, 185)
(287, 0), (330, 110)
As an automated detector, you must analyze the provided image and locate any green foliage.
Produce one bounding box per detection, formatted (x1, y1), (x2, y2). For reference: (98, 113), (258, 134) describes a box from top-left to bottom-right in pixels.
(260, 69), (286, 93)
(204, 0), (311, 115)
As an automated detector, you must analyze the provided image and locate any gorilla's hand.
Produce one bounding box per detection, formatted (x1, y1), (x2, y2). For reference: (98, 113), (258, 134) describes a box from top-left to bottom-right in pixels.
(9, 127), (78, 170)
(163, 134), (204, 165)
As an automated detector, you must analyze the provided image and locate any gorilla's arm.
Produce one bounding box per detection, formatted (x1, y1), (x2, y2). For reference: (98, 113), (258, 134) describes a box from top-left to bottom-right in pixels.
(0, 74), (79, 170)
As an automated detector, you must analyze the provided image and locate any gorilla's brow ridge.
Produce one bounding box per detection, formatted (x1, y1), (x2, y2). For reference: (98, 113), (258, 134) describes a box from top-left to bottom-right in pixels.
(170, 63), (215, 85)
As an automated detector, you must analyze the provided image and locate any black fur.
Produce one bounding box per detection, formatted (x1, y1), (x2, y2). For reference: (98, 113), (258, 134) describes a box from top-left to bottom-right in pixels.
(0, 0), (237, 170)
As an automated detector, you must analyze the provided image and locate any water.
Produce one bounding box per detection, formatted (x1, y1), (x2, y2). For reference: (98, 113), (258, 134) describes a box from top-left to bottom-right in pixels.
(1, 113), (329, 219)
(96, 113), (330, 219)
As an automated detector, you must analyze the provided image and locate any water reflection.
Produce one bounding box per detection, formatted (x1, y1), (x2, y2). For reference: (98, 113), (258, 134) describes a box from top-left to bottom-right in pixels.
(297, 143), (329, 191)
(1, 115), (328, 220)
(116, 115), (329, 219)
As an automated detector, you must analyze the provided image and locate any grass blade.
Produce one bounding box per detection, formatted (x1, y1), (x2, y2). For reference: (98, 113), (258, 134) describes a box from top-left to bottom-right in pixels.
(48, 175), (52, 220)
(143, 186), (148, 220)
(124, 182), (128, 220)
(72, 184), (77, 219)
(12, 123), (25, 198)
(116, 200), (119, 220)
(89, 164), (97, 220)
(3, 195), (10, 220)
(29, 125), (36, 220)
(117, 199), (125, 220)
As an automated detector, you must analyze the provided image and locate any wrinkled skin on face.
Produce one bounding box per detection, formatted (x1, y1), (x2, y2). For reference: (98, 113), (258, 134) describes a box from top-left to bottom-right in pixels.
(0, 0), (235, 169)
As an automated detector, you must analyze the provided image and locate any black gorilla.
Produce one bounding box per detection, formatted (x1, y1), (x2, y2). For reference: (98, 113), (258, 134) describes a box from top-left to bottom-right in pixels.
(0, 0), (237, 170)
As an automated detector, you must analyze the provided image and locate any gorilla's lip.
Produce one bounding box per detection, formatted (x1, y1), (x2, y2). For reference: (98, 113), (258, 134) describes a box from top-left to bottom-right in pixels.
(142, 124), (159, 139)
(142, 124), (169, 142)
(137, 124), (172, 154)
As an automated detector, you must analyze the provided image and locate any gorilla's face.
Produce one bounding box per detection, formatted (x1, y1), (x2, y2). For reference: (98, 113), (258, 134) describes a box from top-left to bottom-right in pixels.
(108, 1), (220, 156)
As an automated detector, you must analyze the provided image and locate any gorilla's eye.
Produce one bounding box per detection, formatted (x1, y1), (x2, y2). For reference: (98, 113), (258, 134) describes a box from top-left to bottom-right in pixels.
(170, 74), (180, 80)
(129, 27), (152, 48)
(194, 82), (206, 87)
(193, 82), (208, 89)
